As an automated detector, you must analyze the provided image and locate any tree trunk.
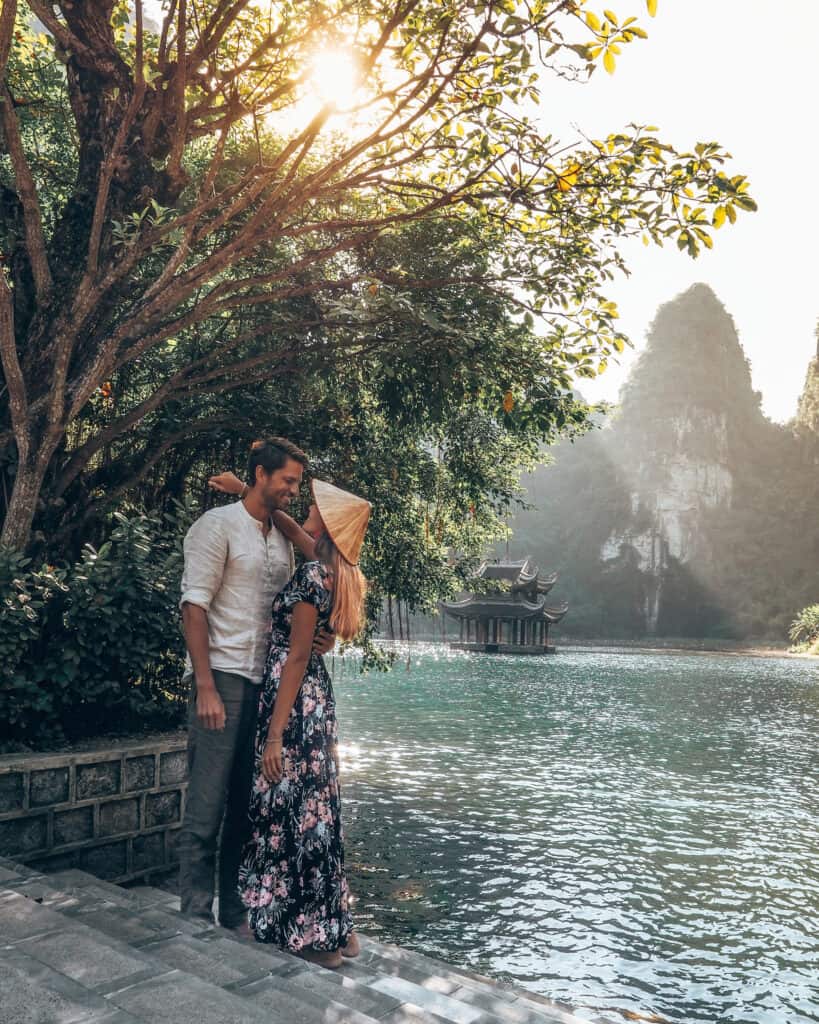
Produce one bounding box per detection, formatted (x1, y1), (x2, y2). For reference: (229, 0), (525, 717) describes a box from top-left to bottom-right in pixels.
(1, 453), (47, 550)
(1, 424), (63, 550)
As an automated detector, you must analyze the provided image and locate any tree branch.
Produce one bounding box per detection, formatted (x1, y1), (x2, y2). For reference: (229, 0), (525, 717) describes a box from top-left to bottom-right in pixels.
(0, 0), (16, 82)
(0, 86), (52, 302)
(80, 415), (236, 517)
(27, 0), (125, 80)
(167, 0), (188, 181)
(0, 269), (29, 458)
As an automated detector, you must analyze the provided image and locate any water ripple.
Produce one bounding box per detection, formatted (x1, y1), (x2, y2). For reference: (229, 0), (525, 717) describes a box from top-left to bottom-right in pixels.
(334, 646), (819, 1024)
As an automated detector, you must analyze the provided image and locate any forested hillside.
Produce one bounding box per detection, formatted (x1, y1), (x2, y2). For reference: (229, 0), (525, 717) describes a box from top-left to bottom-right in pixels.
(510, 285), (819, 639)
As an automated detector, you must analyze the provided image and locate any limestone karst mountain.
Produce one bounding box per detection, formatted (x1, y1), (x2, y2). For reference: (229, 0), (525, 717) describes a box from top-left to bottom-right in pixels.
(510, 285), (819, 639)
(795, 330), (819, 438)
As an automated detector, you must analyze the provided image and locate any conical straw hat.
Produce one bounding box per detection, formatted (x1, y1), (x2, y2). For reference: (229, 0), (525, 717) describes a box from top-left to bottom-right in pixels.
(312, 479), (371, 566)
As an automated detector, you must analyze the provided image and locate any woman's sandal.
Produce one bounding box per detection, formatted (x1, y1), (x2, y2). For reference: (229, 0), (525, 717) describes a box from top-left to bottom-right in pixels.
(341, 931), (361, 958)
(297, 947), (343, 969)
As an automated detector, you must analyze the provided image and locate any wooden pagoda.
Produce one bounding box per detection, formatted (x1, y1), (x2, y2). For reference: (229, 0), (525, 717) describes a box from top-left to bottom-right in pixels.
(441, 558), (568, 654)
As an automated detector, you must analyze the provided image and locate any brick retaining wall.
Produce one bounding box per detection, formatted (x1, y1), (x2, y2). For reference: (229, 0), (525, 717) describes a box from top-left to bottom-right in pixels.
(0, 732), (187, 883)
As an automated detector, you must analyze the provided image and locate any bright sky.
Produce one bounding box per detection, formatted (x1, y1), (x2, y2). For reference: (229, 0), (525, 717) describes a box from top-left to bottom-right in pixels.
(540, 0), (819, 422)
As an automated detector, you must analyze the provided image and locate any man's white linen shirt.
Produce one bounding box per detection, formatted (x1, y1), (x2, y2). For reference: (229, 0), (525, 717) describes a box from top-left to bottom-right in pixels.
(180, 501), (294, 683)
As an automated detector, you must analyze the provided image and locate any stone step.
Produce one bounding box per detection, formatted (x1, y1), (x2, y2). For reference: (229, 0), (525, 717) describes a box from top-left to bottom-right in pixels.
(104, 968), (280, 1024)
(125, 885), (181, 911)
(355, 941), (582, 1024)
(0, 858), (595, 1024)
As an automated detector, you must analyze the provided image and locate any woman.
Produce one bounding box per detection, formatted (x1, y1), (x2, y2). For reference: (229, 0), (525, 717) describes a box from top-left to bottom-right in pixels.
(209, 472), (370, 968)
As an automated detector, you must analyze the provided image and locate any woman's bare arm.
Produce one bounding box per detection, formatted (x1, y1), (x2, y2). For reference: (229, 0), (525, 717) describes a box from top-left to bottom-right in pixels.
(272, 510), (316, 560)
(208, 471), (244, 495)
(262, 601), (318, 782)
(208, 475), (316, 560)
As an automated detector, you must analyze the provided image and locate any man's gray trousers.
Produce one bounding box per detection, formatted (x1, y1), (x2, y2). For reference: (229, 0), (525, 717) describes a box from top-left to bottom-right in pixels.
(178, 669), (259, 927)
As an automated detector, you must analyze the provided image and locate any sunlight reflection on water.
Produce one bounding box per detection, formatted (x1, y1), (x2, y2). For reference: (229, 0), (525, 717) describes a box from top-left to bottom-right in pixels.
(333, 644), (819, 1024)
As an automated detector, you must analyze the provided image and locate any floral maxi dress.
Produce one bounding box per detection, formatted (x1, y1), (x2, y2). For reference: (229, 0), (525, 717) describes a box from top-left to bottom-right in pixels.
(238, 561), (353, 951)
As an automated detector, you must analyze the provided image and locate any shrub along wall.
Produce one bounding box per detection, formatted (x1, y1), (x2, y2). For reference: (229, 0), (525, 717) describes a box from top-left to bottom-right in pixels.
(0, 732), (187, 882)
(0, 511), (191, 752)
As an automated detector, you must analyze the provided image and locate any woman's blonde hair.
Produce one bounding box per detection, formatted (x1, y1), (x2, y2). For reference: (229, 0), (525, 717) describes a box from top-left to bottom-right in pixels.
(315, 532), (367, 641)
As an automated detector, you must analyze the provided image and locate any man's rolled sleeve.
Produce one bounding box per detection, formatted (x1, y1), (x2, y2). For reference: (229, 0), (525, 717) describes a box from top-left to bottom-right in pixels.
(180, 514), (228, 613)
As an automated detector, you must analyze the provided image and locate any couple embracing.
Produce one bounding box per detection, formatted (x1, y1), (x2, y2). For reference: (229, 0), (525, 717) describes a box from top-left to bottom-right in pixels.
(178, 437), (370, 968)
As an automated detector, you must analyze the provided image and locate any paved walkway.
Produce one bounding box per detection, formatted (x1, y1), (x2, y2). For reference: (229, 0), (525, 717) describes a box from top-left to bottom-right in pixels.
(0, 856), (603, 1024)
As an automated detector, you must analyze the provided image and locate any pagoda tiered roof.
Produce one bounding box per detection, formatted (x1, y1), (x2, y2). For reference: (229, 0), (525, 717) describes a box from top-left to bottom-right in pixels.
(441, 595), (549, 620)
(440, 596), (569, 622)
(441, 557), (567, 653)
(471, 558), (558, 596)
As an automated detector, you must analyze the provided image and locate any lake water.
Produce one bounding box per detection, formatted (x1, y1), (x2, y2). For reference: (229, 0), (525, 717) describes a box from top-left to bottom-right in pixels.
(333, 645), (819, 1024)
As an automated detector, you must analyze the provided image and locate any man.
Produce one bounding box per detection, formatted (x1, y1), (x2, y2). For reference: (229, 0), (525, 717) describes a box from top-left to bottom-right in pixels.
(178, 437), (333, 928)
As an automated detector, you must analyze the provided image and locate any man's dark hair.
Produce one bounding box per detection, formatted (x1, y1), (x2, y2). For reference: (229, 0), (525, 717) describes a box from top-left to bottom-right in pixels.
(246, 437), (309, 485)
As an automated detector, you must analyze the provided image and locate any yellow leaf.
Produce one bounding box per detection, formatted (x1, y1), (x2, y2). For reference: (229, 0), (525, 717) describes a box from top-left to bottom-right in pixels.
(646, 0), (658, 14)
(713, 205), (726, 228)
(603, 48), (616, 74)
(642, 233), (650, 246)
(585, 11), (601, 31)
(503, 390), (515, 413)
(368, 283), (380, 296)
(556, 163), (580, 192)
(597, 360), (608, 375)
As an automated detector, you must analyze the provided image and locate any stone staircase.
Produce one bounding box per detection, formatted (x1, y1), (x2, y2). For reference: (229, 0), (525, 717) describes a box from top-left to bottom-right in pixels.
(0, 856), (600, 1024)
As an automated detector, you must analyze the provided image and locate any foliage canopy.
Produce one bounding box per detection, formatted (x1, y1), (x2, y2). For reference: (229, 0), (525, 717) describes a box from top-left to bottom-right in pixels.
(0, 0), (756, 554)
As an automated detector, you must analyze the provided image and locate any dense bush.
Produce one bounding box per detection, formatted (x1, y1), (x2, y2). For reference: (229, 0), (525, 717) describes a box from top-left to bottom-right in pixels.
(0, 508), (193, 751)
(789, 604), (819, 651)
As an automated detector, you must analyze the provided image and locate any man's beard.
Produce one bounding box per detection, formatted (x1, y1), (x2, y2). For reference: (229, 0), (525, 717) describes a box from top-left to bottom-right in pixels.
(265, 490), (290, 513)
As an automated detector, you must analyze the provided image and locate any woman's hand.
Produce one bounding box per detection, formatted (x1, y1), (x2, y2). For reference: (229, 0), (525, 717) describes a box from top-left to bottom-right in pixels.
(262, 733), (283, 783)
(208, 471), (245, 496)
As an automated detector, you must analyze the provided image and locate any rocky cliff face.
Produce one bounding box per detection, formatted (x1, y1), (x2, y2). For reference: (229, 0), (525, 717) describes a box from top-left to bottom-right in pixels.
(510, 285), (818, 639)
(597, 285), (756, 630)
(601, 410), (734, 629)
(796, 330), (819, 438)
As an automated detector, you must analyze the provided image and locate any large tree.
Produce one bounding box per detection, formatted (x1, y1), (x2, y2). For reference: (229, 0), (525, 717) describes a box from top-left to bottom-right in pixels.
(0, 0), (755, 550)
